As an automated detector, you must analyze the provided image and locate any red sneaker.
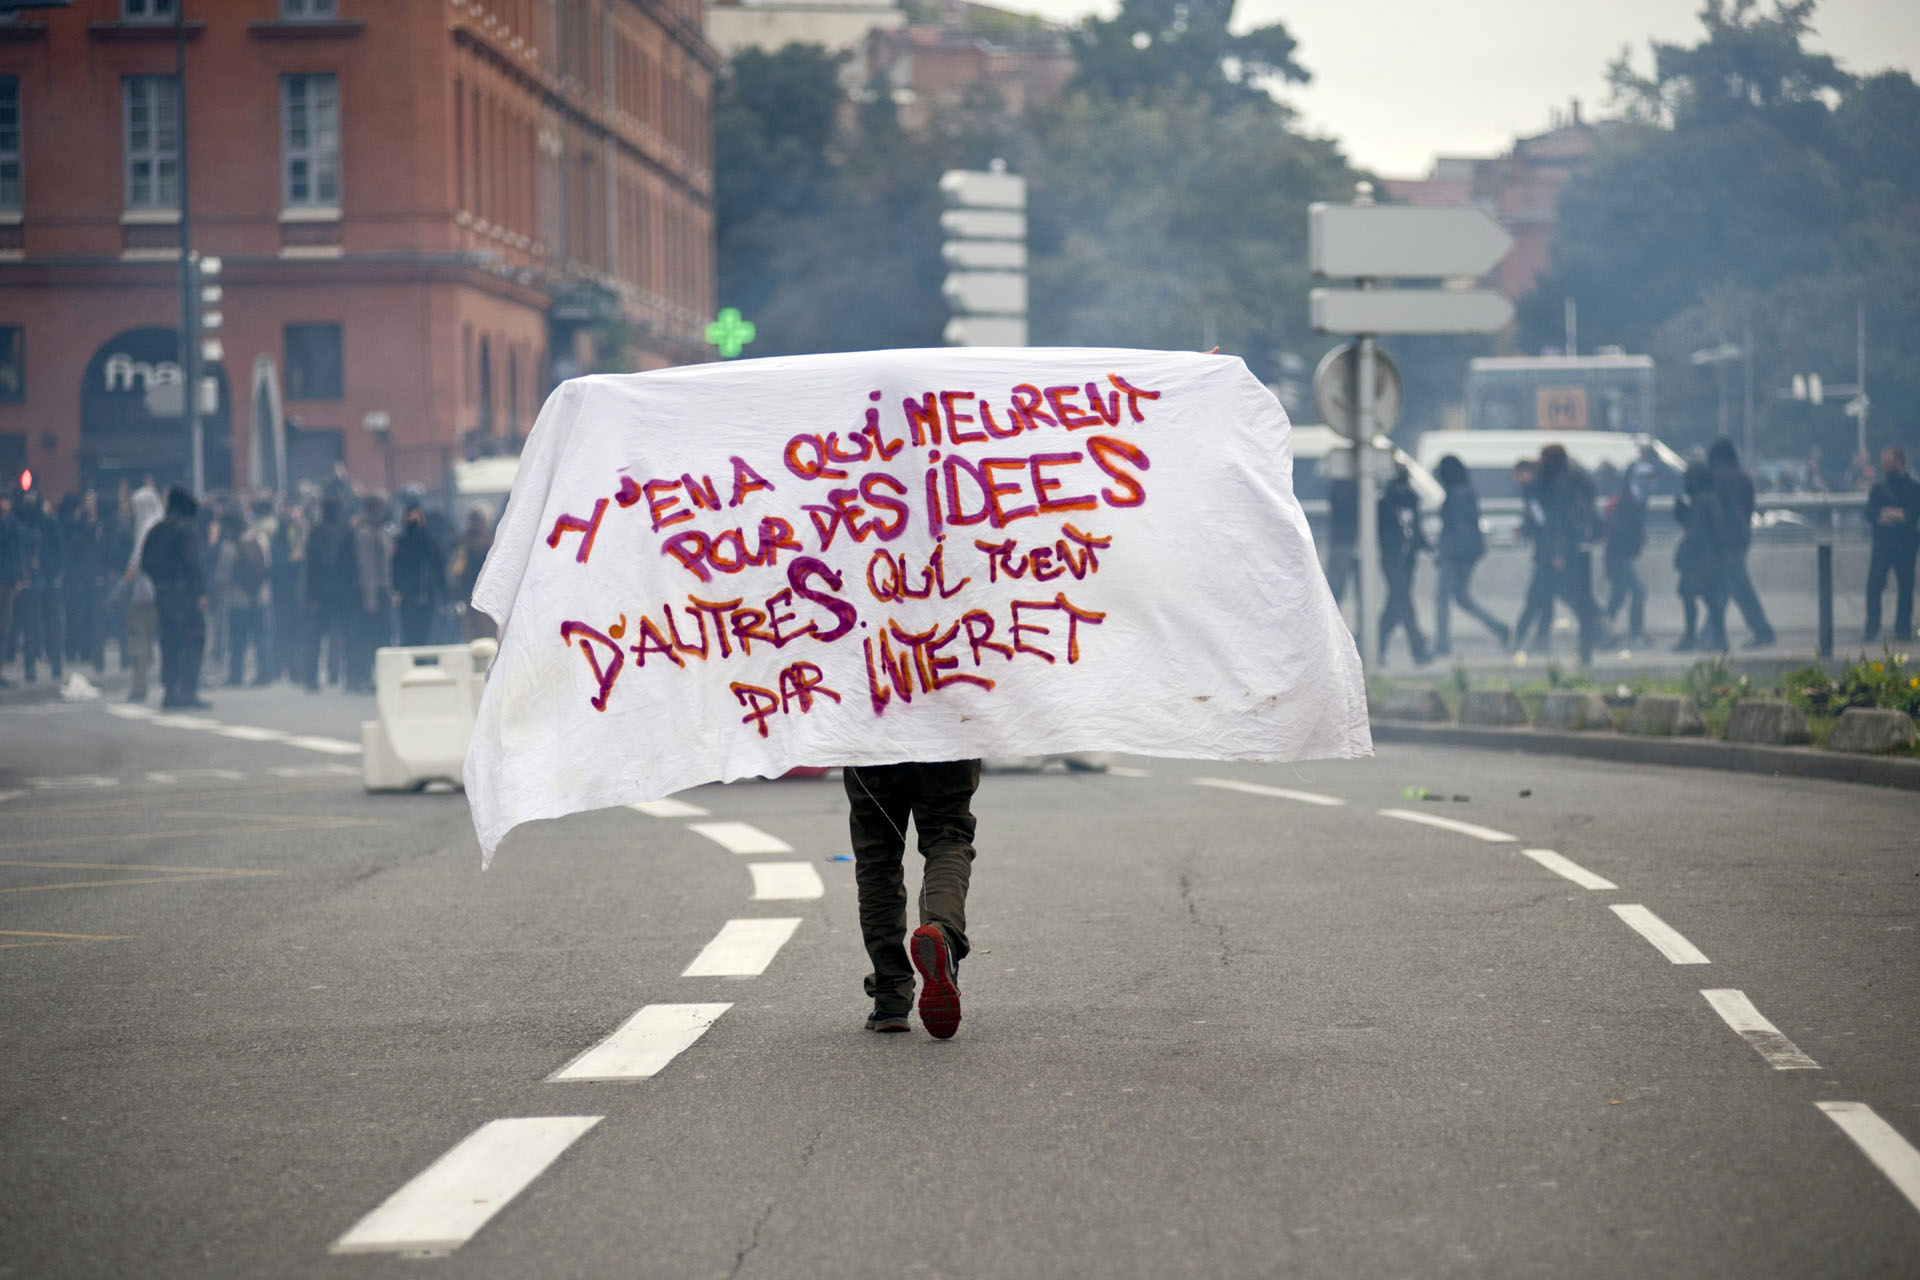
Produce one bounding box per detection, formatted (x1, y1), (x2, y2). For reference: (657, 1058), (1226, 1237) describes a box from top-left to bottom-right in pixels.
(910, 924), (962, 1039)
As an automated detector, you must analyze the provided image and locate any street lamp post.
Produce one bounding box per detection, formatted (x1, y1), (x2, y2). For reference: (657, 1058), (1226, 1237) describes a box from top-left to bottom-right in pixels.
(174, 1), (203, 496)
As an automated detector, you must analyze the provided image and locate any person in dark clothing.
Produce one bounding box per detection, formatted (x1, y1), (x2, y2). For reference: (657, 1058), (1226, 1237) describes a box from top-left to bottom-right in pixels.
(1323, 474), (1359, 605)
(1707, 438), (1775, 646)
(265, 500), (304, 681)
(13, 491), (64, 683)
(1672, 461), (1730, 652)
(844, 759), (979, 1039)
(389, 504), (447, 647)
(212, 509), (270, 686)
(140, 486), (210, 709)
(451, 506), (496, 640)
(1431, 455), (1509, 655)
(301, 496), (359, 690)
(61, 493), (107, 671)
(1603, 454), (1655, 647)
(1376, 463), (1430, 665)
(1510, 458), (1554, 652)
(1863, 446), (1920, 643)
(1528, 445), (1602, 667)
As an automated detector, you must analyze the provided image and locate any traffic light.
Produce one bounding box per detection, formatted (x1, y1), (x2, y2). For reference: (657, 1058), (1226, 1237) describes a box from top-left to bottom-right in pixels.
(939, 165), (1027, 347)
(194, 254), (222, 414)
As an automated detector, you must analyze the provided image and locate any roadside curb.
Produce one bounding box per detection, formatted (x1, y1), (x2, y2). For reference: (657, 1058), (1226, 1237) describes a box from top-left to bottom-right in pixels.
(1370, 719), (1920, 791)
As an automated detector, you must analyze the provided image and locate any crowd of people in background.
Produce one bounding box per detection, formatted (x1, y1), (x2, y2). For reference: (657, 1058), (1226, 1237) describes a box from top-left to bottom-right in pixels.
(1326, 435), (1920, 666)
(0, 465), (497, 705)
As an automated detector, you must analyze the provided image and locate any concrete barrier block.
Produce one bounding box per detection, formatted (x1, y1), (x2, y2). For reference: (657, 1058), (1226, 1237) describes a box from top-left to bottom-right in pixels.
(1724, 698), (1811, 746)
(1826, 707), (1919, 753)
(1460, 688), (1529, 726)
(1625, 693), (1706, 737)
(1383, 686), (1451, 722)
(1537, 690), (1613, 732)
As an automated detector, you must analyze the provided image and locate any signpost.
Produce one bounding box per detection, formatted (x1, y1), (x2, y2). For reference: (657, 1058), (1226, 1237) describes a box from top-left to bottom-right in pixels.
(941, 164), (1027, 347)
(1310, 192), (1514, 668)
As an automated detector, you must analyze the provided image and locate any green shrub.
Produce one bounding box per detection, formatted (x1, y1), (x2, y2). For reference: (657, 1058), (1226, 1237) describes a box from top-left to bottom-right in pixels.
(1836, 648), (1920, 716)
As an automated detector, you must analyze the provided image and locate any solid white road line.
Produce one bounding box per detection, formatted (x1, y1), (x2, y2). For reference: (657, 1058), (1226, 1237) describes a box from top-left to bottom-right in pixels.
(687, 821), (793, 855)
(682, 918), (803, 977)
(627, 798), (711, 818)
(1192, 777), (1346, 806)
(1376, 808), (1517, 843)
(1610, 904), (1711, 964)
(27, 775), (119, 790)
(330, 1116), (603, 1255)
(1518, 847), (1617, 891)
(1816, 1102), (1920, 1216)
(104, 704), (157, 720)
(1701, 989), (1819, 1070)
(215, 724), (291, 742)
(268, 763), (361, 778)
(281, 734), (362, 755)
(147, 714), (221, 730)
(147, 768), (245, 785)
(549, 1004), (732, 1082)
(1106, 766), (1152, 778)
(748, 862), (825, 901)
(0, 790), (23, 805)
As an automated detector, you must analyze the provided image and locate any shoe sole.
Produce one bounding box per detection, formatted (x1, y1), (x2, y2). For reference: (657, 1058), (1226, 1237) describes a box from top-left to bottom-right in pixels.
(910, 925), (961, 1039)
(865, 1016), (911, 1033)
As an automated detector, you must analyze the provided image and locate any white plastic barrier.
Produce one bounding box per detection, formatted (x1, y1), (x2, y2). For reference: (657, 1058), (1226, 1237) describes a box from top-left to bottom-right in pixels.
(362, 638), (497, 792)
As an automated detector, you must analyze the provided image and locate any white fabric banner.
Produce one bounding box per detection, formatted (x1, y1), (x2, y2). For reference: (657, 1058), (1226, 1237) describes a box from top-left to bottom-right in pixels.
(466, 348), (1369, 863)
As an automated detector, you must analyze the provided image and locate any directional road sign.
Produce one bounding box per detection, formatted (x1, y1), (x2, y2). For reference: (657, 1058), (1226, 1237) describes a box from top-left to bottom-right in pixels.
(943, 270), (1027, 316)
(940, 208), (1025, 241)
(938, 169), (1026, 210)
(1309, 287), (1515, 335)
(942, 240), (1027, 270)
(1309, 203), (1515, 279)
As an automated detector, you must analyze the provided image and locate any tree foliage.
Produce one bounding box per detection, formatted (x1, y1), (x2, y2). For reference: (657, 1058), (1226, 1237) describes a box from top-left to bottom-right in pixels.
(1524, 1), (1918, 457)
(1068, 0), (1307, 115)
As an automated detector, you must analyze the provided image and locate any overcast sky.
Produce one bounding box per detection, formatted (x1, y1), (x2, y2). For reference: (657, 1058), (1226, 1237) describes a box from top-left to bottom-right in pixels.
(996, 0), (1920, 176)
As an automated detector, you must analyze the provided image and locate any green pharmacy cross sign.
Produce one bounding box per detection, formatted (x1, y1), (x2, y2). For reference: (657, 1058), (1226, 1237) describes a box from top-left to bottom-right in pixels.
(705, 308), (757, 359)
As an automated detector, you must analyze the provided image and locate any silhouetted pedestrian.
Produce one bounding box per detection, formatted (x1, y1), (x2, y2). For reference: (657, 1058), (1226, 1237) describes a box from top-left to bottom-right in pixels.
(1604, 452), (1655, 647)
(1673, 461), (1729, 653)
(390, 502), (447, 647)
(1708, 438), (1775, 646)
(1377, 463), (1430, 664)
(1528, 445), (1601, 667)
(1431, 455), (1507, 654)
(1863, 446), (1920, 643)
(140, 486), (209, 709)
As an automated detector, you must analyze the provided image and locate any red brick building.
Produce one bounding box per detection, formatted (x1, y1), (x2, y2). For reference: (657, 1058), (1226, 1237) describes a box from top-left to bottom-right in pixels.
(0, 0), (718, 499)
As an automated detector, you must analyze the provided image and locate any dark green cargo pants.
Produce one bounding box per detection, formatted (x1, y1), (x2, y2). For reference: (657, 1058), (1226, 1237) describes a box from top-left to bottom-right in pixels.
(844, 759), (980, 1014)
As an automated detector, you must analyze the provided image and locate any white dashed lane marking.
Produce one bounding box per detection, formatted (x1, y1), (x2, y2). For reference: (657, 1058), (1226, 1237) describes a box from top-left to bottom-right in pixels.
(748, 862), (825, 901)
(627, 798), (711, 818)
(26, 775), (118, 790)
(682, 918), (802, 977)
(686, 821), (793, 855)
(214, 725), (291, 742)
(102, 702), (359, 755)
(147, 768), (245, 785)
(280, 734), (362, 755)
(1518, 847), (1617, 891)
(1191, 776), (1346, 806)
(1611, 904), (1711, 964)
(1701, 990), (1819, 1070)
(1817, 1103), (1920, 1216)
(548, 1004), (732, 1082)
(1376, 808), (1517, 843)
(330, 1116), (603, 1256)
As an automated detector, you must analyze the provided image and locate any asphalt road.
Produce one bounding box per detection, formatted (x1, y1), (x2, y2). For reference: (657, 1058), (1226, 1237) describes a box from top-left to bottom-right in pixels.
(2, 685), (1916, 1279)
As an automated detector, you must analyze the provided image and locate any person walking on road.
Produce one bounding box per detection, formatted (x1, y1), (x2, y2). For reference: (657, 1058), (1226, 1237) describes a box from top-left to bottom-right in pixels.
(121, 483), (163, 703)
(1322, 474), (1358, 606)
(1603, 452), (1655, 648)
(347, 495), (392, 693)
(1708, 438), (1776, 647)
(140, 486), (210, 710)
(1510, 457), (1554, 653)
(1528, 445), (1602, 667)
(1431, 455), (1508, 656)
(845, 760), (980, 1039)
(212, 509), (270, 686)
(1376, 463), (1431, 665)
(13, 491), (64, 684)
(389, 501), (447, 647)
(1673, 461), (1730, 653)
(0, 493), (20, 686)
(1863, 445), (1920, 643)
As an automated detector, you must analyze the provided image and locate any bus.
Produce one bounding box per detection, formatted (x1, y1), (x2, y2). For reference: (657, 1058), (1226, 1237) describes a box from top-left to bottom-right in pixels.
(1465, 353), (1655, 435)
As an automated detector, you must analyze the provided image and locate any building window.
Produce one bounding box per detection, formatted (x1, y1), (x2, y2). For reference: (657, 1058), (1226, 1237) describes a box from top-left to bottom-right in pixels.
(121, 0), (177, 20)
(0, 327), (22, 404)
(279, 0), (337, 17)
(281, 74), (340, 209)
(123, 77), (181, 211)
(0, 79), (19, 214)
(285, 323), (342, 400)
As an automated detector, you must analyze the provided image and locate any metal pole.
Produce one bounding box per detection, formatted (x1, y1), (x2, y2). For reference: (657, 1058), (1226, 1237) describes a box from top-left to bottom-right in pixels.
(1355, 329), (1379, 669)
(1817, 542), (1833, 661)
(1854, 301), (1867, 463)
(1742, 317), (1754, 464)
(175, 4), (203, 496)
